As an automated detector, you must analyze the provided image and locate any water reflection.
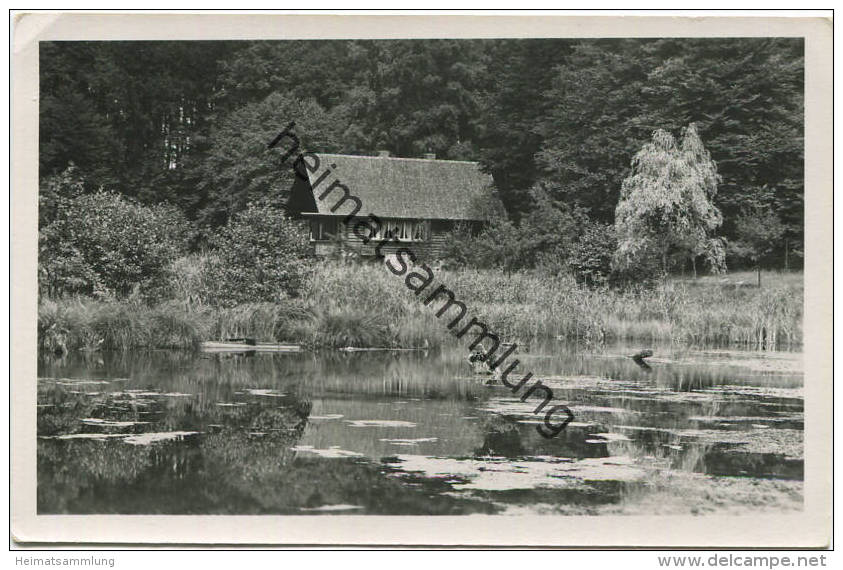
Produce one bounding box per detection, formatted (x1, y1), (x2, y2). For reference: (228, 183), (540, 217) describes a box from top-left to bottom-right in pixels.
(37, 340), (804, 515)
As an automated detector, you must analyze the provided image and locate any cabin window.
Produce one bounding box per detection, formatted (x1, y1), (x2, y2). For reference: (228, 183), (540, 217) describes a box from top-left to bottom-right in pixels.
(311, 219), (338, 241)
(371, 219), (428, 241)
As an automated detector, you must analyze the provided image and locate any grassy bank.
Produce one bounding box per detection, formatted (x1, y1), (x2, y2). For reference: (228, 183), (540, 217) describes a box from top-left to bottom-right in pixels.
(38, 264), (803, 354)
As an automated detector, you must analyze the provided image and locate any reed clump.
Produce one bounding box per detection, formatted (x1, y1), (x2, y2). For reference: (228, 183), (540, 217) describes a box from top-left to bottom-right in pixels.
(38, 297), (206, 353)
(38, 262), (803, 352)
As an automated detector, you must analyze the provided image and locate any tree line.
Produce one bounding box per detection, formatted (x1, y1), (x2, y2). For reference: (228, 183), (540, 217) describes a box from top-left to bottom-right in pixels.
(40, 38), (804, 273)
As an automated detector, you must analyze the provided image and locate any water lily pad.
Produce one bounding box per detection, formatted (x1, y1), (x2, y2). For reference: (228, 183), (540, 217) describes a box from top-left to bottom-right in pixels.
(345, 420), (417, 428)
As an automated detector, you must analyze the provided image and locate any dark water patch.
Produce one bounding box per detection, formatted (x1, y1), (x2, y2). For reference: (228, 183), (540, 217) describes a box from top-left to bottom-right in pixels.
(469, 479), (627, 510)
(39, 439), (497, 515)
(700, 447), (804, 480)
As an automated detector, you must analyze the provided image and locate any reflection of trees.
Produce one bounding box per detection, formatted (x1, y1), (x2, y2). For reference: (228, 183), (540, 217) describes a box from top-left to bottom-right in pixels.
(38, 403), (500, 514)
(37, 350), (499, 514)
(38, 394), (312, 513)
(39, 349), (482, 513)
(290, 350), (479, 400)
(199, 403), (311, 484)
(37, 385), (101, 436)
(39, 347), (480, 401)
(38, 439), (157, 513)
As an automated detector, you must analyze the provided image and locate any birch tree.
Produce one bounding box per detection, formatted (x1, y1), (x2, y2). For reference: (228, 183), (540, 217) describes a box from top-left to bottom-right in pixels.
(614, 123), (725, 276)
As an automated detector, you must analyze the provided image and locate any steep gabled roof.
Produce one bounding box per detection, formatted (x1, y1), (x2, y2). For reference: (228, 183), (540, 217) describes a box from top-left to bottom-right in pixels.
(289, 153), (495, 221)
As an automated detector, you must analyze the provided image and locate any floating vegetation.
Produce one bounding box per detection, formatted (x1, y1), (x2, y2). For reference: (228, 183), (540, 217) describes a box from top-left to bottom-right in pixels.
(243, 389), (286, 397)
(299, 504), (364, 512)
(122, 431), (200, 446)
(694, 385), (803, 399)
(39, 377), (129, 383)
(80, 418), (148, 428)
(110, 390), (193, 398)
(586, 432), (633, 443)
(40, 433), (127, 440)
(672, 428), (804, 459)
(390, 455), (647, 492)
(345, 420), (417, 428)
(292, 445), (364, 458)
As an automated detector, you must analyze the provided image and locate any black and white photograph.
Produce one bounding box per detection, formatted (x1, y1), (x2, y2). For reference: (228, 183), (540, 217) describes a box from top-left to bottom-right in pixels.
(10, 11), (833, 548)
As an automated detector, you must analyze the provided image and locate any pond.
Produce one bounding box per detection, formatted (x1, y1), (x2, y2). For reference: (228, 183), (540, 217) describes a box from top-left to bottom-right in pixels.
(37, 340), (804, 515)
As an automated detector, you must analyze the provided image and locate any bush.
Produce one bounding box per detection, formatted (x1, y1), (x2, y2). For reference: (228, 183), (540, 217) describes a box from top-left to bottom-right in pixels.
(202, 200), (311, 307)
(39, 189), (191, 298)
(437, 223), (478, 269)
(519, 185), (585, 272)
(438, 186), (585, 275)
(439, 219), (538, 273)
(467, 220), (526, 272)
(567, 222), (616, 286)
(39, 165), (86, 228)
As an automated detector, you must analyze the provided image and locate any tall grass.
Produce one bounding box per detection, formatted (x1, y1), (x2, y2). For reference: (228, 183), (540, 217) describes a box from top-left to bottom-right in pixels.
(300, 263), (802, 349)
(38, 262), (803, 353)
(38, 298), (206, 353)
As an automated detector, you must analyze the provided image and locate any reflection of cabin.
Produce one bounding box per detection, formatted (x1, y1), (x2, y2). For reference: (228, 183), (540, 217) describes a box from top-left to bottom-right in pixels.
(286, 152), (495, 258)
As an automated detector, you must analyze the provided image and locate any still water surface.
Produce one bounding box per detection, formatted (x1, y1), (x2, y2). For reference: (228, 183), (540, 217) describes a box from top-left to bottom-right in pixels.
(37, 341), (803, 515)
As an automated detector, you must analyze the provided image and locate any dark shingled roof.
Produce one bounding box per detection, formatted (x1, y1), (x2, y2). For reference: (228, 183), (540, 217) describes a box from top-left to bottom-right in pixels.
(296, 153), (494, 221)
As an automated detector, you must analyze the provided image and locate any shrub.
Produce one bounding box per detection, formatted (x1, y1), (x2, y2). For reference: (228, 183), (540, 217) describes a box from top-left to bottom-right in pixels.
(609, 236), (665, 288)
(439, 186), (584, 275)
(439, 219), (530, 273)
(519, 185), (585, 272)
(202, 200), (311, 307)
(39, 190), (191, 298)
(39, 165), (85, 229)
(567, 222), (616, 286)
(437, 223), (478, 269)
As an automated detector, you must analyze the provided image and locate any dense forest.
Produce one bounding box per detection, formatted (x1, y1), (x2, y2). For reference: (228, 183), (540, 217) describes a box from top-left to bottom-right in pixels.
(40, 38), (804, 267)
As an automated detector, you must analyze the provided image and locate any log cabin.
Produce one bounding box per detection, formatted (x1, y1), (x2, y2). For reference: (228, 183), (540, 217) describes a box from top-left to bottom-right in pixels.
(286, 151), (496, 259)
